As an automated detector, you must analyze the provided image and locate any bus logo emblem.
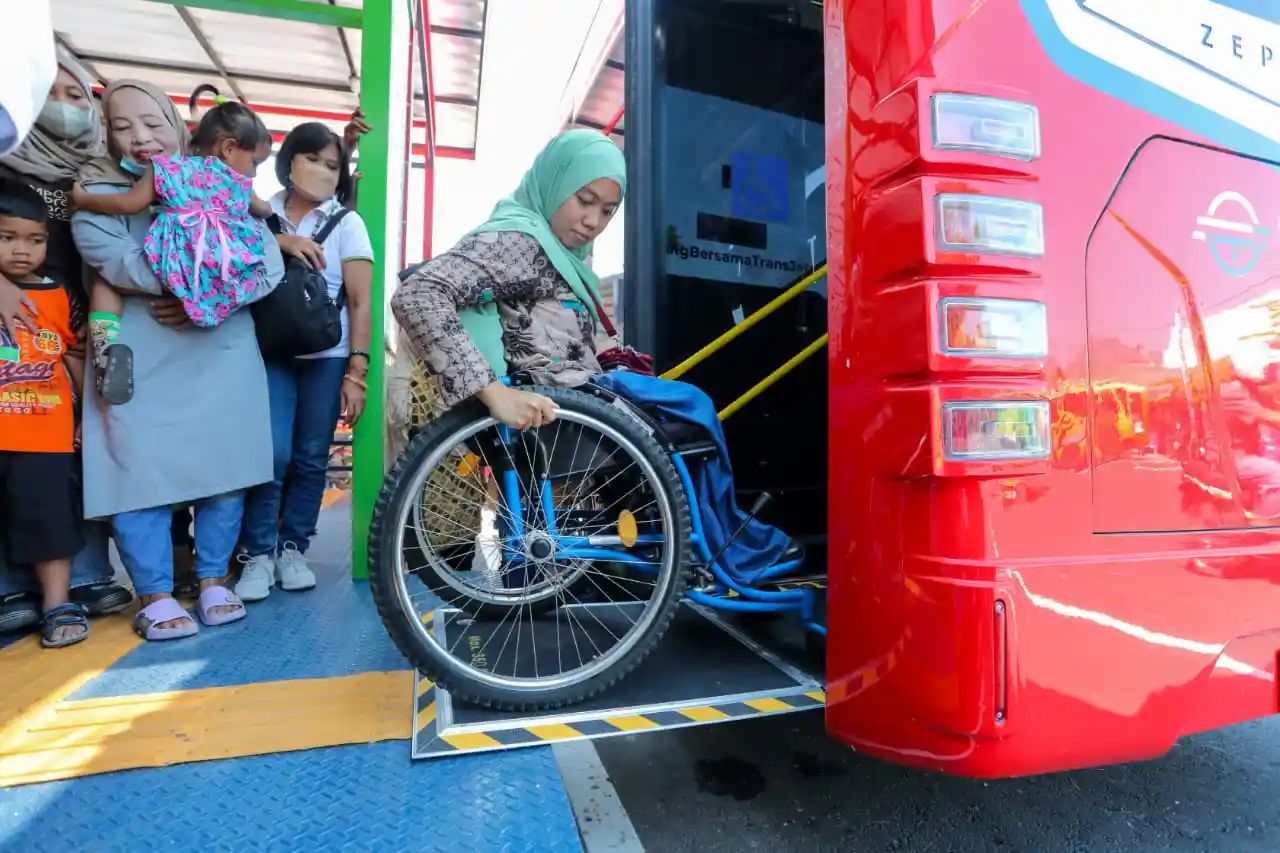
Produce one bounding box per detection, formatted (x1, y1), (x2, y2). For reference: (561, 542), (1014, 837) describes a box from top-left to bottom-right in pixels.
(1192, 190), (1270, 277)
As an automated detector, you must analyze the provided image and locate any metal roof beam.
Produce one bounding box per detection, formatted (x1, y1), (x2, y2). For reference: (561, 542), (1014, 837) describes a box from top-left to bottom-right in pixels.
(77, 53), (352, 94)
(327, 0), (360, 82)
(434, 94), (478, 107)
(142, 0), (362, 29)
(173, 6), (248, 103)
(430, 24), (483, 39)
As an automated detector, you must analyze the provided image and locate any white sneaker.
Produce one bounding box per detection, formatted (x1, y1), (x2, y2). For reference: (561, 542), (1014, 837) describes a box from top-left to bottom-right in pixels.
(234, 554), (274, 602)
(275, 544), (316, 592)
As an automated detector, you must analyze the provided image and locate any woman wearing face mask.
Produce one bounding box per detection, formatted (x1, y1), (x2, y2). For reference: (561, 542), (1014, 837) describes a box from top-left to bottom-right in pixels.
(235, 122), (373, 602)
(69, 81), (304, 639)
(0, 49), (133, 634)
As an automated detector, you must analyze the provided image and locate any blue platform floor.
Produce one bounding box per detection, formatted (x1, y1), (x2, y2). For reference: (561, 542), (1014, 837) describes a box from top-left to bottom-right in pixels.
(0, 497), (584, 853)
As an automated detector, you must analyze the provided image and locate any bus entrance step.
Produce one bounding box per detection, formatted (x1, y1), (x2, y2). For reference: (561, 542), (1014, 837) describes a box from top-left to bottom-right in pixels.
(411, 601), (824, 759)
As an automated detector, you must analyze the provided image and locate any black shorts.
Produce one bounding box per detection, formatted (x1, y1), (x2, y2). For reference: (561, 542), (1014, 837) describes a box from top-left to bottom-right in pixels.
(0, 451), (85, 566)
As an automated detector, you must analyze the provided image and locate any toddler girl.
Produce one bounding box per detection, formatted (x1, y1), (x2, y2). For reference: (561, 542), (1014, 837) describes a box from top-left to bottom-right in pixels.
(72, 101), (273, 404)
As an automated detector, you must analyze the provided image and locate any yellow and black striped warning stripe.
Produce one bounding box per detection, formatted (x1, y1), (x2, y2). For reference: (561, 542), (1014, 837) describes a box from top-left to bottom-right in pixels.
(412, 674), (825, 758)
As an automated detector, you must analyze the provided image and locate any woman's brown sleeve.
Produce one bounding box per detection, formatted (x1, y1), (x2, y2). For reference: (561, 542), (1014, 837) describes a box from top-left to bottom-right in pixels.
(390, 232), (555, 407)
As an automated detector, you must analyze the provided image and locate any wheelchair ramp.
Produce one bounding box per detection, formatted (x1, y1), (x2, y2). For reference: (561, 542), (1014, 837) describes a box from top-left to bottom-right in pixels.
(411, 602), (824, 759)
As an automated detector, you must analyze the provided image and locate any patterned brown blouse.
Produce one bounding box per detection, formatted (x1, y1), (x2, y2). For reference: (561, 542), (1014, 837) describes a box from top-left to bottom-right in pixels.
(390, 230), (604, 408)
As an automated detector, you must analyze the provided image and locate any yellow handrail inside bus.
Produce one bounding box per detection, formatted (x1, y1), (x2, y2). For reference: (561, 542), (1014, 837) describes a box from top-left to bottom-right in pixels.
(661, 264), (828, 381)
(718, 334), (829, 421)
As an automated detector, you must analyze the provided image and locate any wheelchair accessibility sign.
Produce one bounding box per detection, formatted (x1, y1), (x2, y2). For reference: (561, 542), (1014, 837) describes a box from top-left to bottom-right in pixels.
(730, 150), (790, 224)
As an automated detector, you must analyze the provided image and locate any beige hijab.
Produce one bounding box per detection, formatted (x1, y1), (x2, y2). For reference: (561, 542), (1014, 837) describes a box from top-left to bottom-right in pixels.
(0, 47), (105, 183)
(78, 79), (189, 187)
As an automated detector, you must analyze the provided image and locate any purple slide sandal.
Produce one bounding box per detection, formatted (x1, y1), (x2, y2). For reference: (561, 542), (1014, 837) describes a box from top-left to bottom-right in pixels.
(197, 586), (246, 627)
(133, 597), (199, 641)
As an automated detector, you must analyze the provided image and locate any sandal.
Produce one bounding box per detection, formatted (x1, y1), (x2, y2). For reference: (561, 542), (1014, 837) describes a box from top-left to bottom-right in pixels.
(133, 597), (198, 641)
(41, 603), (89, 649)
(0, 592), (40, 634)
(100, 343), (134, 405)
(197, 585), (246, 627)
(69, 582), (134, 616)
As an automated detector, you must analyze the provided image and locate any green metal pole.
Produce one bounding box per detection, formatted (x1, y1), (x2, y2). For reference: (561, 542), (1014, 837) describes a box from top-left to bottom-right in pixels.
(351, 0), (398, 580)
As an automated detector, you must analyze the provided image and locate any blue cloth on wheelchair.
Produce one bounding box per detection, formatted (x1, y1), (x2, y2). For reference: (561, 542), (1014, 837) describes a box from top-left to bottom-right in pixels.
(592, 371), (792, 580)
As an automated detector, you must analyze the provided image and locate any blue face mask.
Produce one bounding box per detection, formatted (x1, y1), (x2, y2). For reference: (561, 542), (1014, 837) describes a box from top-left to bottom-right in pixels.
(119, 157), (146, 177)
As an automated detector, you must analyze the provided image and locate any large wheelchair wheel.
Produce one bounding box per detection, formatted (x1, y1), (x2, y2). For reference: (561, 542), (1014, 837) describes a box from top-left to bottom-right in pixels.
(369, 385), (693, 711)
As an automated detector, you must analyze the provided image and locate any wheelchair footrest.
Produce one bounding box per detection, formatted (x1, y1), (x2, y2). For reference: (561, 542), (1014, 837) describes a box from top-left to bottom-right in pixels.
(760, 574), (828, 592)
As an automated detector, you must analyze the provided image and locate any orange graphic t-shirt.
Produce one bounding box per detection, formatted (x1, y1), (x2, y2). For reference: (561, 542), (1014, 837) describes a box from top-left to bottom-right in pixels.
(0, 279), (78, 454)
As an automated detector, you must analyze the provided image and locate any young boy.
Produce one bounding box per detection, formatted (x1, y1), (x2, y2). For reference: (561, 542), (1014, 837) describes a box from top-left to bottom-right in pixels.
(0, 177), (87, 648)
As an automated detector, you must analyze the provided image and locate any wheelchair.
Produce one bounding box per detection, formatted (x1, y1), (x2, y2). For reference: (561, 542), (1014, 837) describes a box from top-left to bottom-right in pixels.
(368, 377), (818, 712)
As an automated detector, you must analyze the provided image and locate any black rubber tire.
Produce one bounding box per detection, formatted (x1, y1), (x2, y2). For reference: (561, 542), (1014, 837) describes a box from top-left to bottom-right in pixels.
(369, 385), (694, 711)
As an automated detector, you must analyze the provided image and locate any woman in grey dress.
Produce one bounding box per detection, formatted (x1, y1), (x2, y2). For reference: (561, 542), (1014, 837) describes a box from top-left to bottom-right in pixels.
(70, 81), (293, 639)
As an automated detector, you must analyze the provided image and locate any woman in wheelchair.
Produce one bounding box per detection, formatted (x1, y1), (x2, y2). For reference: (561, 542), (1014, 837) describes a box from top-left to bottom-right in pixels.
(375, 129), (802, 711)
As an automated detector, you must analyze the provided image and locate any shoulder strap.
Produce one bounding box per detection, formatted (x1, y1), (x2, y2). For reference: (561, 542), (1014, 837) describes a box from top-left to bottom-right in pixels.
(313, 208), (351, 246)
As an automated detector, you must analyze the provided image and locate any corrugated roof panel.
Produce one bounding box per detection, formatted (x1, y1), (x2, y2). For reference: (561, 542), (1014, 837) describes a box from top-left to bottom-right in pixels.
(429, 0), (486, 33)
(429, 31), (482, 102)
(53, 0), (204, 71)
(435, 101), (477, 151)
(186, 9), (353, 86)
(51, 0), (487, 155)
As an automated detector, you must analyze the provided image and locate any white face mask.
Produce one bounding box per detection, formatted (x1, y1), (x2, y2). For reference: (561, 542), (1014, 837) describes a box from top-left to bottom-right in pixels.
(37, 99), (94, 140)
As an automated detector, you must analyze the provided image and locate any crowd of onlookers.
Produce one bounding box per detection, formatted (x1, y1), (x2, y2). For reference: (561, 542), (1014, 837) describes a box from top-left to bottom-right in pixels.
(0, 46), (375, 648)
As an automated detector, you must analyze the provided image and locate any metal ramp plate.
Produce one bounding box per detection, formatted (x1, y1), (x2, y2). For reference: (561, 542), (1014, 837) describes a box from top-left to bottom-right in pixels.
(412, 602), (824, 758)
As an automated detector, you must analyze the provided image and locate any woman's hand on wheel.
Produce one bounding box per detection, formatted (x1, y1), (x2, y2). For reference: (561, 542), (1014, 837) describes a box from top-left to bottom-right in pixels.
(277, 234), (326, 270)
(477, 382), (558, 430)
(149, 297), (192, 329)
(0, 273), (38, 341)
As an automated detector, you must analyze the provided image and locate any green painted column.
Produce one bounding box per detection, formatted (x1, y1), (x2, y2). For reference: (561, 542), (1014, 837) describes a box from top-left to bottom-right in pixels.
(351, 0), (405, 580)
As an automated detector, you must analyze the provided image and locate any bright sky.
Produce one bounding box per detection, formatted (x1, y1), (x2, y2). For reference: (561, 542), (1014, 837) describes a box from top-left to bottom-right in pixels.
(254, 0), (623, 275)
(411, 0), (623, 273)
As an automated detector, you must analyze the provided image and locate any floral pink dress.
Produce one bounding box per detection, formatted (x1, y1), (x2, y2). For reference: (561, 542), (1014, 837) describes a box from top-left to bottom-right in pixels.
(142, 155), (265, 327)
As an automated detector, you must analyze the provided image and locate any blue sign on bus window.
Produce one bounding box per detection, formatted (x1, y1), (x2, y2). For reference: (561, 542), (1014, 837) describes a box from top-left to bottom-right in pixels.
(730, 150), (790, 224)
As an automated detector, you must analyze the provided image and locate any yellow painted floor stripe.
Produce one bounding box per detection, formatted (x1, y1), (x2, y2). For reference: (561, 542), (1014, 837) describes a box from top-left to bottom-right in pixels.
(606, 715), (660, 732)
(0, 614), (142, 757)
(441, 731), (504, 750)
(0, 670), (414, 788)
(320, 488), (349, 510)
(526, 723), (584, 742)
(679, 706), (730, 723)
(743, 697), (794, 712)
(416, 700), (437, 734)
(806, 690), (827, 703)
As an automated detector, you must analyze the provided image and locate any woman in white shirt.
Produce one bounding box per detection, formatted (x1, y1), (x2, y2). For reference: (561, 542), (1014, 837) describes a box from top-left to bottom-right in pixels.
(236, 122), (374, 601)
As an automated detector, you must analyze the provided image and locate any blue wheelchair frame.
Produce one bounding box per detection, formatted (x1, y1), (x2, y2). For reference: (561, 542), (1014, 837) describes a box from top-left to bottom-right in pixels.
(492, 400), (827, 638)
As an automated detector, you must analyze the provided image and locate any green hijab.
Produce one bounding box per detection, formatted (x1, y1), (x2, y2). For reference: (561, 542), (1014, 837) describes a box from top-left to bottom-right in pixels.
(461, 129), (626, 376)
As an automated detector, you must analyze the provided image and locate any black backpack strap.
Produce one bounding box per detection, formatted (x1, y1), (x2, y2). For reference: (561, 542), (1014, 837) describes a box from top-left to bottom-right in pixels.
(309, 208), (354, 309)
(313, 208), (351, 246)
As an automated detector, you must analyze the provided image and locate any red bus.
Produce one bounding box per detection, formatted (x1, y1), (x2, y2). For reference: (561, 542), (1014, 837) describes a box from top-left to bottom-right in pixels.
(822, 0), (1280, 776)
(377, 0), (1280, 778)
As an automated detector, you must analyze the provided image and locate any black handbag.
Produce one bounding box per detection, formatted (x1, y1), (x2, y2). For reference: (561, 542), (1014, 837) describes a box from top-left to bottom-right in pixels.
(253, 208), (351, 361)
